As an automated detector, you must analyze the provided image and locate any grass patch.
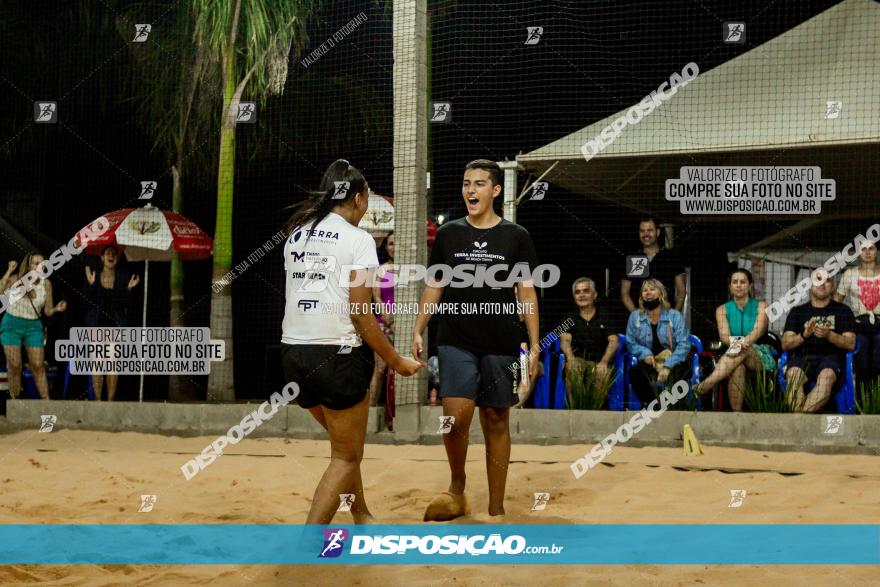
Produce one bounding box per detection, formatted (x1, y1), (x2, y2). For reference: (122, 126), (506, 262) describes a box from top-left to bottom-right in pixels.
(856, 377), (880, 415)
(567, 364), (616, 410)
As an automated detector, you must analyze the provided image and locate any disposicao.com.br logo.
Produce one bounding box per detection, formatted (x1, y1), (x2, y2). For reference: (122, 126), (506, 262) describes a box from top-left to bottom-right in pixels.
(317, 529), (564, 559)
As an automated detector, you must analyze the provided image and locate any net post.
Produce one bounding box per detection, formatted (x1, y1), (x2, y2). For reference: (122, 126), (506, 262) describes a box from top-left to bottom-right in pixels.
(392, 0), (428, 440)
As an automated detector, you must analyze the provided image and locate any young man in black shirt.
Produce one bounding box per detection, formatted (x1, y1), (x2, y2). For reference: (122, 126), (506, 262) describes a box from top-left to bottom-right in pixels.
(413, 160), (540, 520)
(560, 277), (619, 393)
(621, 217), (687, 313)
(782, 273), (856, 412)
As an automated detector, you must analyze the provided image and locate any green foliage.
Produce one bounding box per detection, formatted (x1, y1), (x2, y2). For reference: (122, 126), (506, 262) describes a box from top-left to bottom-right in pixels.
(742, 366), (794, 413)
(567, 364), (616, 410)
(856, 377), (880, 415)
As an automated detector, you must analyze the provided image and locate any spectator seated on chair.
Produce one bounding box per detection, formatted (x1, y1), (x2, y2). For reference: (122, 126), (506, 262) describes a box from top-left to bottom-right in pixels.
(625, 278), (691, 407)
(560, 277), (619, 400)
(694, 269), (776, 411)
(781, 272), (856, 413)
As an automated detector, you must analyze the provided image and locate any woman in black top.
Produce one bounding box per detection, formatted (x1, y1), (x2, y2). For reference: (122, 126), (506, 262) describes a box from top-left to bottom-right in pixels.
(84, 246), (139, 401)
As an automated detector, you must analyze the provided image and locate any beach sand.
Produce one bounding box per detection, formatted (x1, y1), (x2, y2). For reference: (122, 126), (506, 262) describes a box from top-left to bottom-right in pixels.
(0, 429), (877, 585)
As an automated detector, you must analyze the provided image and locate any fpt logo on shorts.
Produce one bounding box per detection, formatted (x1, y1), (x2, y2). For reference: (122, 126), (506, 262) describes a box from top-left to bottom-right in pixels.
(320, 528), (349, 558)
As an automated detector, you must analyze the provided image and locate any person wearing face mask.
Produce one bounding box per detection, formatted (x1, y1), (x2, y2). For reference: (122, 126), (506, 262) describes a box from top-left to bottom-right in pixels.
(625, 278), (691, 406)
(693, 269), (775, 411)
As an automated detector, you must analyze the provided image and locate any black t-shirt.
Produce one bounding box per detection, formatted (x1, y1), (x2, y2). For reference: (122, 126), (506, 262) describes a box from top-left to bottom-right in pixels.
(624, 248), (685, 308)
(783, 300), (856, 358)
(565, 306), (618, 362)
(649, 321), (664, 355)
(428, 216), (539, 356)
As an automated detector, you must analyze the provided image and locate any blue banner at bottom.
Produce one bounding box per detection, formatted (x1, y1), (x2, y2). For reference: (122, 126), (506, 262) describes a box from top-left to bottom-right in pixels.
(1, 524), (877, 565)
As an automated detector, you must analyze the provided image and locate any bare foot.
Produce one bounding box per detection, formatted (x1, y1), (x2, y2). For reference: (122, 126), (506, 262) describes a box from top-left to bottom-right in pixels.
(423, 492), (469, 522)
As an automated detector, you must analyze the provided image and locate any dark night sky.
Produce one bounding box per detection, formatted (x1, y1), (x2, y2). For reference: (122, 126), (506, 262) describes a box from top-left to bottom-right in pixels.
(1, 0), (869, 399)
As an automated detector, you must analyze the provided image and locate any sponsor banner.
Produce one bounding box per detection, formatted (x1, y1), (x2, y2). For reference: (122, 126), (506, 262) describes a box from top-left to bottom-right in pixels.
(0, 525), (876, 565)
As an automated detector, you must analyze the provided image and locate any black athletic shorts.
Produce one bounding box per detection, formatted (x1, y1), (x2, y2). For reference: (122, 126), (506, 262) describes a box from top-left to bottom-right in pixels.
(437, 345), (519, 408)
(280, 343), (374, 410)
(786, 354), (843, 381)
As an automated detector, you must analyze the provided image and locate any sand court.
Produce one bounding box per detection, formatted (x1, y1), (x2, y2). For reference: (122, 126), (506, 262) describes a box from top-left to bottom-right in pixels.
(0, 429), (877, 584)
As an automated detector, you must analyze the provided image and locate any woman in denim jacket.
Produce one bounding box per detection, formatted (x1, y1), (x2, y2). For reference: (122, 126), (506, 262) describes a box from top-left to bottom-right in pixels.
(625, 278), (691, 406)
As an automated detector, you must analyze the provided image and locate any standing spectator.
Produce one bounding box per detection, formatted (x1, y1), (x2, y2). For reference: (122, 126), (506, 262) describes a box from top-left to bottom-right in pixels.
(694, 269), (775, 411)
(84, 245), (140, 401)
(782, 272), (856, 413)
(0, 253), (67, 400)
(560, 277), (619, 395)
(833, 241), (880, 383)
(625, 279), (691, 406)
(369, 231), (395, 429)
(621, 217), (687, 313)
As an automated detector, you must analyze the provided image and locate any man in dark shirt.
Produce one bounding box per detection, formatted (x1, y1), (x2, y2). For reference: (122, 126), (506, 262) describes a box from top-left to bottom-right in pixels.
(413, 159), (540, 521)
(782, 272), (856, 412)
(621, 217), (687, 312)
(560, 277), (619, 391)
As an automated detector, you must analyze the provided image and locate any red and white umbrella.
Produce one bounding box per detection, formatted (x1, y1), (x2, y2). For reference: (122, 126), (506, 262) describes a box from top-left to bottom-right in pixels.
(77, 203), (213, 261)
(76, 204), (213, 401)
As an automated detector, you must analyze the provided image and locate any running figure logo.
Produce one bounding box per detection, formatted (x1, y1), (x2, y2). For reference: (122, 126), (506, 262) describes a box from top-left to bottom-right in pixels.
(437, 415), (455, 434)
(337, 493), (355, 512)
(529, 181), (548, 201)
(39, 415), (57, 433)
(728, 489), (746, 508)
(823, 415), (843, 435)
(524, 26), (543, 45)
(431, 102), (451, 123)
(319, 528), (349, 558)
(133, 24), (151, 42)
(626, 255), (649, 278)
(824, 101), (842, 120)
(531, 492), (550, 511)
(723, 22), (745, 43)
(332, 181), (350, 199)
(236, 102), (256, 123)
(138, 494), (157, 512)
(139, 181), (156, 200)
(34, 102), (57, 123)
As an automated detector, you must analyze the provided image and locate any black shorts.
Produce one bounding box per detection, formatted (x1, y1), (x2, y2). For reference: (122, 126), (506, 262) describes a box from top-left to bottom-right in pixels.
(280, 343), (374, 410)
(786, 354), (843, 381)
(437, 345), (518, 408)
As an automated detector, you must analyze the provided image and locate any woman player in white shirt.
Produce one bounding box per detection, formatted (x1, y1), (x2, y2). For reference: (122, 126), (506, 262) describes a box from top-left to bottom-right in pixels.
(281, 159), (422, 524)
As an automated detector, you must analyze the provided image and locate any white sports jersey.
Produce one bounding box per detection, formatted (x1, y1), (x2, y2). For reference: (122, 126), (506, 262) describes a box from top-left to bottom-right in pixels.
(281, 212), (378, 346)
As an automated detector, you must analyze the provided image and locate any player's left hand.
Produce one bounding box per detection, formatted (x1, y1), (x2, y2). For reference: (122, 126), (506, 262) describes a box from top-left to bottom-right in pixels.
(814, 325), (831, 339)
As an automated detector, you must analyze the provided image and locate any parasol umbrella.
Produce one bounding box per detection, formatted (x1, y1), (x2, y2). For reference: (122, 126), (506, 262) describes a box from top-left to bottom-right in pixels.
(359, 193), (438, 246)
(77, 203), (213, 401)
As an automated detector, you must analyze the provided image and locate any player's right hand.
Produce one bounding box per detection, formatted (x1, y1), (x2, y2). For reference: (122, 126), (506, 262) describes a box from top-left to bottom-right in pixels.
(394, 355), (423, 376)
(7, 260), (17, 274)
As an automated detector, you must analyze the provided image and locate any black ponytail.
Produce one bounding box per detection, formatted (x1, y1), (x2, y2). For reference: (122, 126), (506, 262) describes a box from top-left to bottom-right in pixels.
(285, 159), (368, 238)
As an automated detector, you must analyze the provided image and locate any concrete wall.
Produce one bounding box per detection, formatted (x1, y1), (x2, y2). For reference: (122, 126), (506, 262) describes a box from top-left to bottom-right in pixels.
(5, 400), (878, 454)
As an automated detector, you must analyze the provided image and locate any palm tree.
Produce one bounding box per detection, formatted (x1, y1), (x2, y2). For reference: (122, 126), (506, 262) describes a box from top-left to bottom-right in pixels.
(192, 0), (316, 400)
(117, 1), (218, 401)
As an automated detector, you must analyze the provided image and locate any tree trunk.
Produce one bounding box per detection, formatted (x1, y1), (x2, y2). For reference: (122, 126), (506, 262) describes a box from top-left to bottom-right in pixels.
(168, 164), (195, 401)
(207, 51), (237, 402)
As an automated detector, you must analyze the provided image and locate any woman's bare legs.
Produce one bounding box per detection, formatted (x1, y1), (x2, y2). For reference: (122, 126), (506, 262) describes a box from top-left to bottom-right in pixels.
(25, 346), (48, 399)
(306, 394), (375, 524)
(3, 345), (22, 398)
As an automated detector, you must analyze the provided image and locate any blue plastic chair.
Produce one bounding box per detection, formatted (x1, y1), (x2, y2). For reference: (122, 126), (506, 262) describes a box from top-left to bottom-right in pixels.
(777, 340), (859, 414)
(624, 334), (704, 409)
(61, 362), (95, 401)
